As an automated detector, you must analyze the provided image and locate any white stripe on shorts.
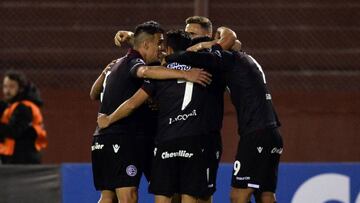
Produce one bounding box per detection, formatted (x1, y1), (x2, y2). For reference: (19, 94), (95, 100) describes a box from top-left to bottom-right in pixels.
(248, 183), (260, 189)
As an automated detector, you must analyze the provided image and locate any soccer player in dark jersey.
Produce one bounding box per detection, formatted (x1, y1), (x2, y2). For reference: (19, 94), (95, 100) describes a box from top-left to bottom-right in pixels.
(186, 18), (283, 203)
(91, 21), (212, 203)
(225, 51), (283, 203)
(97, 29), (230, 203)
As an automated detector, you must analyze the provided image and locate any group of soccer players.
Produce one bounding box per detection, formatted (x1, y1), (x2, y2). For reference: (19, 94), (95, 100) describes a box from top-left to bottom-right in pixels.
(90, 16), (283, 203)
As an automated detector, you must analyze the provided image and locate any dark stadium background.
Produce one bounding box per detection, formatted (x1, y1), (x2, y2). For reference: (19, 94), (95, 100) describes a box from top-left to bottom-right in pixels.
(1, 0), (359, 164)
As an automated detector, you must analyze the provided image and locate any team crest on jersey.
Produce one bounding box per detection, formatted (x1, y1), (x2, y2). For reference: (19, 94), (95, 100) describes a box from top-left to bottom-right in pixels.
(126, 165), (137, 177)
(135, 58), (145, 64)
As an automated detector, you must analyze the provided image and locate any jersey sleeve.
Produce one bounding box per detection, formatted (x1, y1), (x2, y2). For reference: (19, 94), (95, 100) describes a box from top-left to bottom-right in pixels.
(141, 80), (156, 97)
(129, 58), (146, 78)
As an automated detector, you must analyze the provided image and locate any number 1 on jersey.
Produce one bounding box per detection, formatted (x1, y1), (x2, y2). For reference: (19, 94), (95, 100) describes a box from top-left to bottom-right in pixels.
(100, 71), (111, 102)
(178, 80), (194, 110)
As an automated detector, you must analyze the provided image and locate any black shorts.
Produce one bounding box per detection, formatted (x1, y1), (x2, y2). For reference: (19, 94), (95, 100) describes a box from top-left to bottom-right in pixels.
(231, 128), (283, 193)
(91, 133), (153, 191)
(200, 132), (222, 198)
(149, 136), (207, 197)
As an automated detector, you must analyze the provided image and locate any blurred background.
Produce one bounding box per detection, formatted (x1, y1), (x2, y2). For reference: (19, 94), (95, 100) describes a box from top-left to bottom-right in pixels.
(2, 0), (358, 164)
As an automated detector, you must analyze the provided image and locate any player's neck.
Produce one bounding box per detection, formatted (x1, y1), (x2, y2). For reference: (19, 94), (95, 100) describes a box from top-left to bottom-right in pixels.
(134, 47), (148, 63)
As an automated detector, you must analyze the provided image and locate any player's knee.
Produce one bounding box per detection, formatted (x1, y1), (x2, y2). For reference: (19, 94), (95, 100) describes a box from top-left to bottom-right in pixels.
(255, 192), (276, 203)
(98, 191), (117, 203)
(181, 194), (197, 203)
(197, 195), (212, 203)
(116, 188), (138, 203)
(230, 188), (252, 203)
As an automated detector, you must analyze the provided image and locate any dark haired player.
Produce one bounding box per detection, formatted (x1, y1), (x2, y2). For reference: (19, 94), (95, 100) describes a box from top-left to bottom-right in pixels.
(91, 21), (211, 203)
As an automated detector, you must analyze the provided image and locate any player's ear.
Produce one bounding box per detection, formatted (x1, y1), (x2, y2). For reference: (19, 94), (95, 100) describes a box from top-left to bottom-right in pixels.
(143, 41), (149, 50)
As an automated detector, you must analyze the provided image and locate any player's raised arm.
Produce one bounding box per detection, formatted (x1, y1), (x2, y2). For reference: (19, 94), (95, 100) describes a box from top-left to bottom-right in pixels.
(187, 26), (237, 52)
(89, 61), (115, 100)
(215, 26), (237, 50)
(114, 31), (134, 47)
(97, 88), (149, 128)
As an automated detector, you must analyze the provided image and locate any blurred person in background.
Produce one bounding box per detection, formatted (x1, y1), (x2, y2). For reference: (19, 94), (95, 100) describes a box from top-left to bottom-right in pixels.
(0, 70), (47, 164)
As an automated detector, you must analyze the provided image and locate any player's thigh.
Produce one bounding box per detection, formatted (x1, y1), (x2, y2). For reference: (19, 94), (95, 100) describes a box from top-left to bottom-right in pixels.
(155, 195), (172, 203)
(149, 143), (179, 197)
(181, 194), (198, 203)
(230, 187), (254, 203)
(178, 136), (207, 197)
(231, 133), (259, 190)
(254, 191), (276, 203)
(260, 128), (283, 193)
(94, 134), (142, 189)
(115, 187), (138, 203)
(98, 190), (117, 203)
(135, 136), (154, 182)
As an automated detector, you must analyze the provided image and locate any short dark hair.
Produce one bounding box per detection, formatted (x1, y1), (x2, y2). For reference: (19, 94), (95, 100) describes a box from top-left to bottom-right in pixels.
(134, 21), (164, 37)
(4, 70), (28, 89)
(185, 16), (212, 33)
(166, 29), (192, 52)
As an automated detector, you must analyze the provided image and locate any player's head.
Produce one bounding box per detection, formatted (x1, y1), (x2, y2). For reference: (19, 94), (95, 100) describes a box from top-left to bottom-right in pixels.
(185, 16), (213, 39)
(165, 29), (192, 54)
(133, 21), (165, 64)
(2, 70), (27, 103)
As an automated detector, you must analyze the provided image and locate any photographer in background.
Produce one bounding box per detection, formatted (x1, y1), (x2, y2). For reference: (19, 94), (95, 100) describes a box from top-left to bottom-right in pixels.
(0, 70), (47, 164)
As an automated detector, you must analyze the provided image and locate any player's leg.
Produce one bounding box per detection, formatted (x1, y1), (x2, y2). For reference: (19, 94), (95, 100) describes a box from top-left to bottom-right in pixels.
(230, 133), (259, 203)
(98, 190), (117, 203)
(254, 129), (283, 203)
(171, 194), (181, 203)
(179, 136), (207, 203)
(181, 194), (198, 203)
(111, 134), (142, 203)
(230, 187), (254, 203)
(115, 187), (138, 203)
(149, 143), (178, 202)
(198, 133), (222, 203)
(92, 135), (118, 203)
(155, 195), (172, 203)
(254, 192), (276, 203)
(198, 196), (212, 203)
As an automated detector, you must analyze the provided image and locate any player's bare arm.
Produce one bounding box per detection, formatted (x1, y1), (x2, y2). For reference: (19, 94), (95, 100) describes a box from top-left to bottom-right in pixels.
(89, 61), (114, 100)
(114, 31), (134, 47)
(187, 27), (237, 52)
(97, 88), (149, 128)
(136, 66), (212, 87)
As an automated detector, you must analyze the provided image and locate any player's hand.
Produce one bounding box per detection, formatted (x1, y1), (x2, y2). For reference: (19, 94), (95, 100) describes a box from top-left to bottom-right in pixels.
(114, 31), (134, 47)
(186, 41), (215, 52)
(231, 40), (242, 51)
(97, 113), (111, 129)
(184, 68), (212, 87)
